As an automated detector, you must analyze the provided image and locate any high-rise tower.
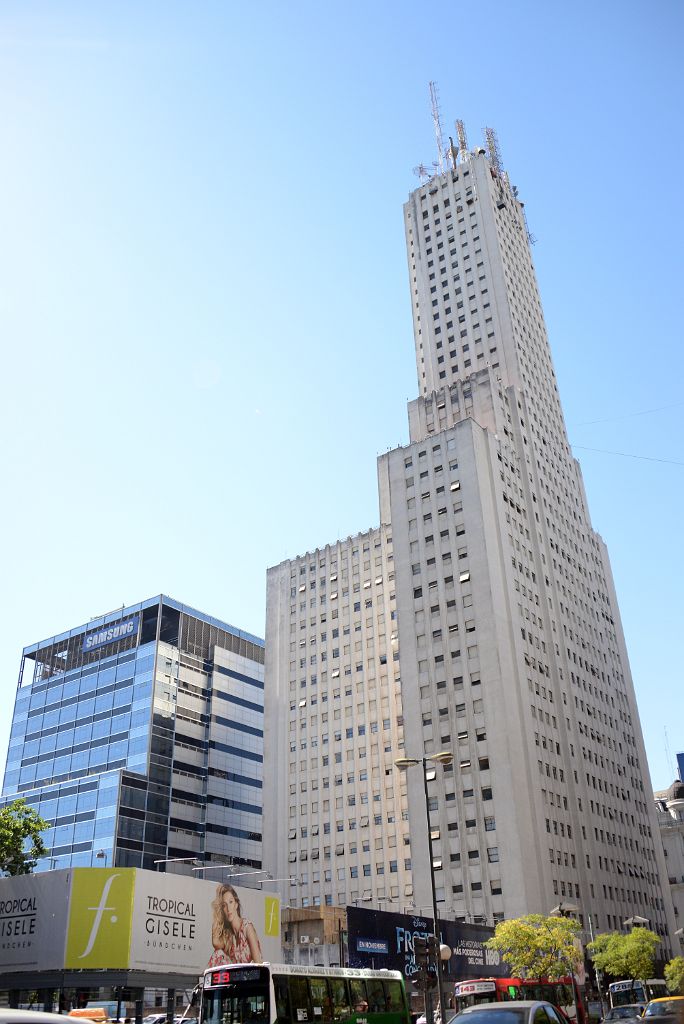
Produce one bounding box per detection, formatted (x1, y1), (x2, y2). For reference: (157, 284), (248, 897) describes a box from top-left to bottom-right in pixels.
(2, 595), (265, 873)
(264, 124), (676, 956)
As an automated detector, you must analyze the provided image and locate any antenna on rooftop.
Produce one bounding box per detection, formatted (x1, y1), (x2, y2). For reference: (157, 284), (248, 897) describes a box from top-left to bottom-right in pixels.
(429, 81), (446, 174)
(484, 126), (503, 174)
(455, 119), (469, 163)
(412, 163), (432, 181)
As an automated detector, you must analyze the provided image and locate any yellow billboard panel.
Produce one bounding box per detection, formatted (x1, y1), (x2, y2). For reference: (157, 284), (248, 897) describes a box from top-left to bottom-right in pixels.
(65, 868), (135, 969)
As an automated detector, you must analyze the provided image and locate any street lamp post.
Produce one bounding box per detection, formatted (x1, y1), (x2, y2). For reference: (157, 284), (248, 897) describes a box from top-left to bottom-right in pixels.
(550, 902), (580, 1024)
(192, 865), (273, 882)
(154, 856), (202, 872)
(587, 912), (606, 1015)
(396, 751), (453, 1024)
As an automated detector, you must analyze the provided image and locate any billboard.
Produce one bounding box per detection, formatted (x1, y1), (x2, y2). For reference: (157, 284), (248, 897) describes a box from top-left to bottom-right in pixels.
(0, 869), (72, 971)
(128, 870), (281, 972)
(346, 906), (504, 983)
(0, 867), (282, 976)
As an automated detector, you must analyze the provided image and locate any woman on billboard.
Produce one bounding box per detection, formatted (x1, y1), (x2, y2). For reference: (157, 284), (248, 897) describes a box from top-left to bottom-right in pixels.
(208, 883), (263, 966)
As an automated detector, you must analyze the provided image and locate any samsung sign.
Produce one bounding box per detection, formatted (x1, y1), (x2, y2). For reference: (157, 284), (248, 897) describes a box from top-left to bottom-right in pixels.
(82, 615), (139, 653)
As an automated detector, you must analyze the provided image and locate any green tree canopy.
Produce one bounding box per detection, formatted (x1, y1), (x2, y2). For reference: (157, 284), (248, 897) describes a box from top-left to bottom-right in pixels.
(0, 798), (50, 876)
(664, 957), (684, 995)
(587, 928), (661, 981)
(485, 914), (583, 980)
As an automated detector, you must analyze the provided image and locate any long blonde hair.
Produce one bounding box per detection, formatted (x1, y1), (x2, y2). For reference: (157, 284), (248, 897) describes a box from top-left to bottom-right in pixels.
(212, 883), (242, 947)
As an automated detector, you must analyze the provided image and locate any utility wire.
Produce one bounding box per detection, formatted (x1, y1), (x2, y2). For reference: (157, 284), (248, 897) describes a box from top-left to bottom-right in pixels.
(574, 401), (682, 427)
(571, 444), (684, 467)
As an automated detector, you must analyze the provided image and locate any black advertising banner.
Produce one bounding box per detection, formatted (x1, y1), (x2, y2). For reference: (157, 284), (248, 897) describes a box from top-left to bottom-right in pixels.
(346, 906), (505, 986)
(440, 919), (505, 982)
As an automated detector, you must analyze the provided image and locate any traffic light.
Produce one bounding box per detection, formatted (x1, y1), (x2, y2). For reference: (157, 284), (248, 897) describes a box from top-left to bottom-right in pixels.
(411, 972), (437, 992)
(412, 936), (438, 992)
(414, 936), (429, 968)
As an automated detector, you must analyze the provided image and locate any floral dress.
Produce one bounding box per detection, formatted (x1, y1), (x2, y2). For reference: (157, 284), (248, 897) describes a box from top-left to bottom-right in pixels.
(208, 920), (254, 967)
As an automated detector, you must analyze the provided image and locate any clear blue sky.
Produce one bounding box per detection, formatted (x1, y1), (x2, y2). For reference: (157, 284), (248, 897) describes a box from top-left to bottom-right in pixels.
(0, 0), (682, 791)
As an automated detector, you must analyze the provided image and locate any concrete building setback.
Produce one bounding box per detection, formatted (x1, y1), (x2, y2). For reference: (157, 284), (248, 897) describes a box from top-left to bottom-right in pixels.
(263, 129), (677, 957)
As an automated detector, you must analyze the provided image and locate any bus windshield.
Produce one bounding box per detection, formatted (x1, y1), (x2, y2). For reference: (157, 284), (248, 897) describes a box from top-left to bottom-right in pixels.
(202, 970), (270, 1024)
(609, 982), (668, 1008)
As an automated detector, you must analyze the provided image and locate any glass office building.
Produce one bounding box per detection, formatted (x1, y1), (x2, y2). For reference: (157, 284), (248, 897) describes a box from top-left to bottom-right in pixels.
(1, 595), (265, 872)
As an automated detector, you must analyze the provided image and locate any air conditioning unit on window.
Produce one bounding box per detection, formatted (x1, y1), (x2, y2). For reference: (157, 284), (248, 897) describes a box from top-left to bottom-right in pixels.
(300, 935), (310, 944)
(312, 937), (320, 945)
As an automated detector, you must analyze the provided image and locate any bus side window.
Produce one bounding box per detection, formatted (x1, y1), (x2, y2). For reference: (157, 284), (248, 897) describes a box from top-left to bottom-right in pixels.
(328, 979), (351, 1021)
(310, 979), (333, 1022)
(383, 982), (404, 1013)
(274, 976), (290, 1024)
(288, 977), (312, 1023)
(367, 988), (384, 1014)
(349, 982), (369, 1013)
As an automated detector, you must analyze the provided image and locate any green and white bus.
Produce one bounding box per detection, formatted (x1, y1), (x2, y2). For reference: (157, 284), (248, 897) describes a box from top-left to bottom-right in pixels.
(199, 964), (411, 1024)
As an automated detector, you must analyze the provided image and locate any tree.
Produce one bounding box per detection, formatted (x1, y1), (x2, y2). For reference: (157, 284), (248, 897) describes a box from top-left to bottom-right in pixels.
(664, 957), (684, 995)
(485, 914), (583, 980)
(0, 798), (50, 876)
(587, 928), (661, 982)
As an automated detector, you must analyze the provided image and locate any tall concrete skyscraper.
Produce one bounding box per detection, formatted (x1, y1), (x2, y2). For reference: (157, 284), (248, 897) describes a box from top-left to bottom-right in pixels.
(264, 125), (676, 955)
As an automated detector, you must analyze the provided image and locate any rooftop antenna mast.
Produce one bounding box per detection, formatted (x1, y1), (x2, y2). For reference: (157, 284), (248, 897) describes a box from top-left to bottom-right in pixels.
(485, 124), (512, 191)
(412, 163), (432, 182)
(484, 126), (503, 175)
(429, 81), (446, 174)
(665, 727), (675, 779)
(455, 119), (469, 163)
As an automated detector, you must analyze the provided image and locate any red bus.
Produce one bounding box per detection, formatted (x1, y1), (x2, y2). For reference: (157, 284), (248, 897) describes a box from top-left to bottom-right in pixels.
(453, 978), (586, 1024)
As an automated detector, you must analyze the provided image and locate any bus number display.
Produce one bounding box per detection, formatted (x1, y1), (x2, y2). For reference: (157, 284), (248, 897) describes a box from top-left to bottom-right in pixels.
(211, 968), (264, 986)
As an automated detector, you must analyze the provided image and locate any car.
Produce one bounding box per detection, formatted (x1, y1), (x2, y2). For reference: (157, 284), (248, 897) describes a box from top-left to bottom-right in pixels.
(453, 1001), (569, 1024)
(602, 1007), (646, 1023)
(415, 1013), (459, 1024)
(642, 999), (684, 1023)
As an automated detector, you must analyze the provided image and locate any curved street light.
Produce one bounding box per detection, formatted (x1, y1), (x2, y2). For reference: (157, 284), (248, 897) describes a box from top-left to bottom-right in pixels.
(395, 751), (454, 1024)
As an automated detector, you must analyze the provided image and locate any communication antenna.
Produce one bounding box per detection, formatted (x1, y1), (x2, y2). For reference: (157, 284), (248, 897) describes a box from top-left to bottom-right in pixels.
(665, 727), (675, 779)
(455, 119), (469, 162)
(413, 163), (432, 182)
(429, 81), (446, 174)
(484, 126), (503, 174)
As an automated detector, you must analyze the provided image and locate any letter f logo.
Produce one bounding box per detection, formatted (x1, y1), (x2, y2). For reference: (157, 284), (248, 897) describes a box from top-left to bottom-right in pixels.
(78, 873), (120, 958)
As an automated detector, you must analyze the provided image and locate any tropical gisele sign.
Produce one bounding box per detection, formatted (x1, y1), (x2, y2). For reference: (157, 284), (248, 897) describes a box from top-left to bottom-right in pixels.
(0, 867), (281, 975)
(0, 870), (71, 970)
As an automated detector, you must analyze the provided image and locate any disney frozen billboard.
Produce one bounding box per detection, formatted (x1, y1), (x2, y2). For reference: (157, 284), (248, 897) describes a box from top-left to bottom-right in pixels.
(346, 906), (504, 983)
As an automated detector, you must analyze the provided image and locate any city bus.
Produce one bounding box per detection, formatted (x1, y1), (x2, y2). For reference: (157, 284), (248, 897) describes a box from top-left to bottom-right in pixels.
(608, 981), (668, 1009)
(199, 963), (411, 1024)
(454, 977), (587, 1024)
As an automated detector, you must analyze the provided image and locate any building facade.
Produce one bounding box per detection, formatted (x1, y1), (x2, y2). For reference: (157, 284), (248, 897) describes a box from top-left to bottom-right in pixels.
(655, 780), (684, 949)
(264, 125), (677, 955)
(2, 595), (264, 872)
